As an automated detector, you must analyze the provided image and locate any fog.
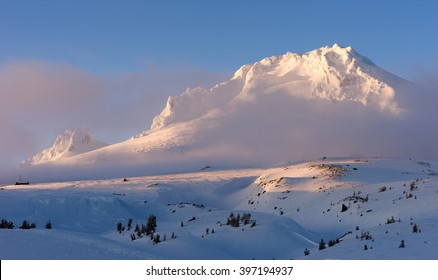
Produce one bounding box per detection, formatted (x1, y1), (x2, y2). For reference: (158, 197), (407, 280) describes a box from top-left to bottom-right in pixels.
(0, 60), (226, 168)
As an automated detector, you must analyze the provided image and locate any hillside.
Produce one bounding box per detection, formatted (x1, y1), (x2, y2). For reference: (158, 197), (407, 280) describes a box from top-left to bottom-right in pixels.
(1, 158), (437, 259)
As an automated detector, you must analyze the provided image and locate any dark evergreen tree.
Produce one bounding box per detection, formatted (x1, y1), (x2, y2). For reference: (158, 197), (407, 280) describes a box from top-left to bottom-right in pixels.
(146, 215), (157, 235)
(341, 204), (348, 212)
(304, 248), (310, 256)
(241, 213), (251, 225)
(45, 220), (52, 229)
(0, 219), (14, 229)
(318, 239), (326, 250)
(153, 234), (160, 244)
(399, 240), (405, 248)
(19, 220), (31, 229)
(412, 223), (418, 233)
(328, 240), (335, 247)
(134, 224), (141, 238)
(410, 181), (417, 191)
(117, 222), (123, 233)
(127, 218), (133, 231)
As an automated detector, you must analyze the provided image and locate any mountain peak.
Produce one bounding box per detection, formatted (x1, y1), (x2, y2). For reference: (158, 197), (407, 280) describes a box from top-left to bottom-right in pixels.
(20, 128), (108, 166)
(149, 45), (404, 131)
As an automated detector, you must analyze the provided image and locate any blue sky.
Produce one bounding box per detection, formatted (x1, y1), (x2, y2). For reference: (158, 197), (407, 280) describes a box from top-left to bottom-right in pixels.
(0, 0), (437, 167)
(2, 0), (437, 77)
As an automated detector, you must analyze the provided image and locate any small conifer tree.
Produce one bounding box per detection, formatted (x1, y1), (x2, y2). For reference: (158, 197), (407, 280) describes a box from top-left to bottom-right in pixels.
(319, 239), (326, 250)
(399, 240), (405, 248)
(45, 220), (52, 229)
(412, 223), (418, 233)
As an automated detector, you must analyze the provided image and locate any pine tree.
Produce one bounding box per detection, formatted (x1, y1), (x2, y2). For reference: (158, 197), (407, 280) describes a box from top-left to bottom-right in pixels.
(304, 248), (310, 256)
(134, 224), (141, 238)
(45, 220), (52, 229)
(117, 222), (123, 233)
(153, 234), (160, 244)
(19, 220), (31, 229)
(146, 215), (157, 236)
(127, 218), (133, 231)
(399, 240), (405, 248)
(319, 239), (326, 250)
(341, 204), (348, 212)
(412, 223), (418, 233)
(0, 219), (14, 229)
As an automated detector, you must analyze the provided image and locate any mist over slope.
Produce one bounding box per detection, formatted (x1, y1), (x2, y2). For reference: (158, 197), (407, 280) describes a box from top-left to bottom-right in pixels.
(6, 44), (438, 183)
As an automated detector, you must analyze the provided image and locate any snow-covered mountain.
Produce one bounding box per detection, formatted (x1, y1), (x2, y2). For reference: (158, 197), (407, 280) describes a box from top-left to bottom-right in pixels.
(20, 128), (108, 166)
(3, 45), (438, 261)
(13, 44), (433, 183)
(147, 43), (404, 132)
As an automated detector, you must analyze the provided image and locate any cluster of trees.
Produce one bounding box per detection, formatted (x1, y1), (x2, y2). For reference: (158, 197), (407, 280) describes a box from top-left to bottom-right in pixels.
(131, 216), (156, 238)
(1, 218), (52, 229)
(410, 180), (418, 191)
(19, 220), (36, 229)
(226, 212), (256, 228)
(117, 215), (174, 245)
(0, 219), (14, 229)
(117, 218), (132, 234)
(385, 216), (400, 224)
(318, 238), (340, 251)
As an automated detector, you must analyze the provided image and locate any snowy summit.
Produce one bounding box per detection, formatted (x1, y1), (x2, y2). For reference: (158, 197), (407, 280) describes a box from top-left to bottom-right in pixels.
(149, 44), (404, 131)
(20, 128), (108, 166)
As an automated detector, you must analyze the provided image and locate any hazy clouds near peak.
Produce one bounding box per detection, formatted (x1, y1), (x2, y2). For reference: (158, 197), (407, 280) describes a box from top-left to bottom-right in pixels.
(0, 59), (227, 168)
(1, 57), (437, 174)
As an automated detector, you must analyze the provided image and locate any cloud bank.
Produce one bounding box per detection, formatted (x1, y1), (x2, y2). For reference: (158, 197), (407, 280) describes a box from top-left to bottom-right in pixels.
(0, 60), (227, 168)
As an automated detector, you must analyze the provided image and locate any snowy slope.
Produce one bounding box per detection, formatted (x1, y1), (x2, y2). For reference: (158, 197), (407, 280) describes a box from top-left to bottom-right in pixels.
(20, 128), (108, 166)
(1, 158), (437, 259)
